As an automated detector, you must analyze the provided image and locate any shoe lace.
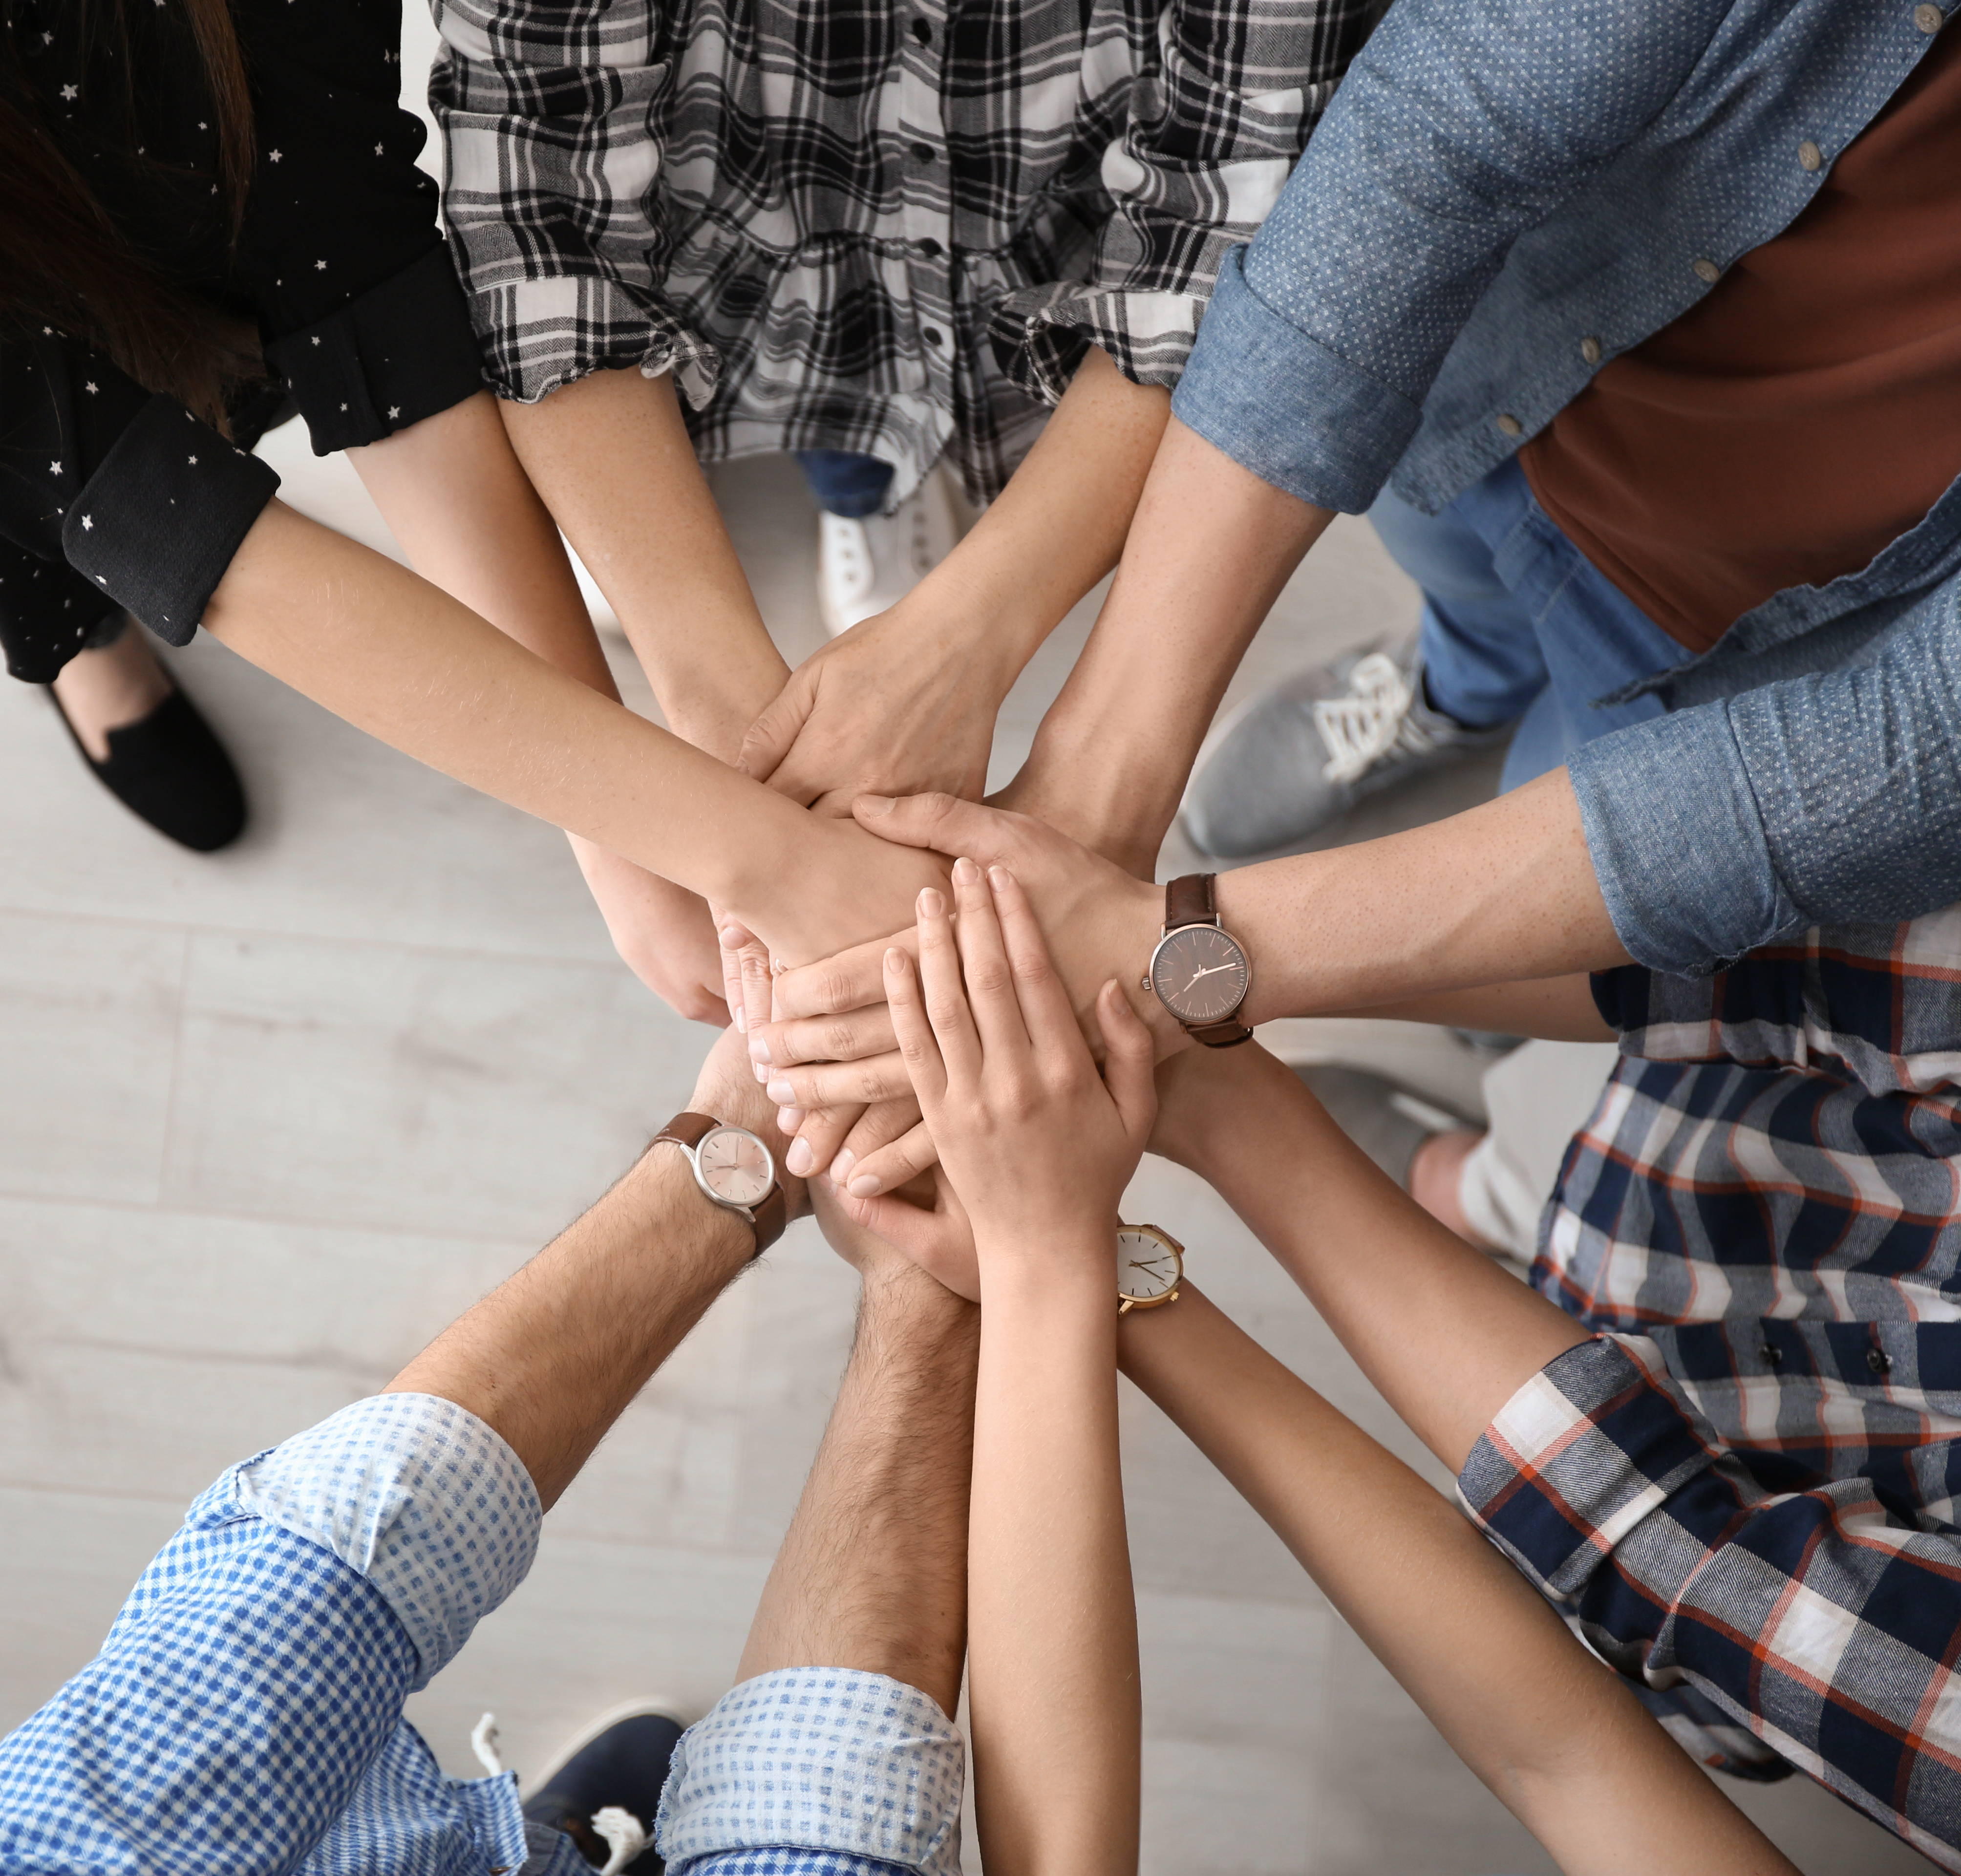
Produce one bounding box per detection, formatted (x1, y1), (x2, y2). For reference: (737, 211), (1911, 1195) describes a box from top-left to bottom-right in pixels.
(1312, 652), (1437, 786)
(590, 1806), (651, 1875)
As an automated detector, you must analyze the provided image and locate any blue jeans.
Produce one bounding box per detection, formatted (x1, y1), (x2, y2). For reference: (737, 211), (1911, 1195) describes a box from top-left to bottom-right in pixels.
(795, 449), (894, 518)
(1369, 459), (1685, 791)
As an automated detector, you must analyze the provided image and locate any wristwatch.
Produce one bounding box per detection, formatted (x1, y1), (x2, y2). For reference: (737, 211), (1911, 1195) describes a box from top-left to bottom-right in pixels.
(651, 1111), (787, 1254)
(1117, 1223), (1184, 1315)
(1144, 874), (1253, 1047)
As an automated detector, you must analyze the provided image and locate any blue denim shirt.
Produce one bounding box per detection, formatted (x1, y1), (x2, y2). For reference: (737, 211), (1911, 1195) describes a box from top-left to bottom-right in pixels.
(1172, 0), (1961, 974)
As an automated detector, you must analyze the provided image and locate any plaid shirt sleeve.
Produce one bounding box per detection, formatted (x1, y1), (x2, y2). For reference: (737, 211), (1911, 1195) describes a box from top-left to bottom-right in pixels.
(991, 0), (1373, 403)
(1461, 1333), (1961, 1870)
(429, 0), (719, 406)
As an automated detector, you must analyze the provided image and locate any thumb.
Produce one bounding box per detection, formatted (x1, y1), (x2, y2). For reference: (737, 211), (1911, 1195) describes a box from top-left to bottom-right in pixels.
(1095, 979), (1159, 1148)
(735, 670), (816, 792)
(854, 789), (1022, 858)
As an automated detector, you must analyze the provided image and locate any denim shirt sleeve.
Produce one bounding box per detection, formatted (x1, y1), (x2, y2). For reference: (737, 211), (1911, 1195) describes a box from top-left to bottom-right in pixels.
(1570, 576), (1961, 975)
(1168, 0), (1729, 512)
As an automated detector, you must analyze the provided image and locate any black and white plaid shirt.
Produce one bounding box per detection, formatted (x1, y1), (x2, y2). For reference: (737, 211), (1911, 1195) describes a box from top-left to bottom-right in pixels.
(429, 0), (1371, 501)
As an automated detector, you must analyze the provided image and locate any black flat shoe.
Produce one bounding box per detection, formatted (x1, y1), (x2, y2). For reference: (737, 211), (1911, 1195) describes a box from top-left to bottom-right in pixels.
(48, 679), (248, 852)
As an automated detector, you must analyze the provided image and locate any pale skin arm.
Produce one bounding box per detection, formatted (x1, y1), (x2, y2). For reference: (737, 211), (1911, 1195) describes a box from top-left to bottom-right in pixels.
(739, 350), (1172, 813)
(347, 388), (730, 1022)
(382, 1023), (806, 1507)
(198, 499), (948, 964)
(1116, 1288), (1800, 1876)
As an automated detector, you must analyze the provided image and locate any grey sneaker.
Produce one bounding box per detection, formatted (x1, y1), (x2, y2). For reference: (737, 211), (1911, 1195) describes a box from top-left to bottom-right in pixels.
(1181, 636), (1509, 859)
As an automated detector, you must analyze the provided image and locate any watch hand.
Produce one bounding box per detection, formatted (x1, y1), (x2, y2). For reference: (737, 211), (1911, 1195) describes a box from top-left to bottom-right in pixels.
(1182, 963), (1238, 991)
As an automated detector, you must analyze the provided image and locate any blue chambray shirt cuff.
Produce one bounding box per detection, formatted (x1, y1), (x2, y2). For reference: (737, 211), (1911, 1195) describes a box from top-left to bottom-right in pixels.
(1456, 1334), (1723, 1599)
(226, 1391), (543, 1689)
(656, 1667), (965, 1876)
(1169, 247), (1424, 515)
(1567, 705), (1803, 977)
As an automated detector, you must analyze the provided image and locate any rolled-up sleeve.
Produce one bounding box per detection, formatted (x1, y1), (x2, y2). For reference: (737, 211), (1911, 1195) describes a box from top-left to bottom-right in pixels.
(1462, 1334), (1961, 1867)
(1568, 576), (1961, 976)
(430, 0), (718, 407)
(990, 0), (1371, 405)
(1168, 0), (1728, 512)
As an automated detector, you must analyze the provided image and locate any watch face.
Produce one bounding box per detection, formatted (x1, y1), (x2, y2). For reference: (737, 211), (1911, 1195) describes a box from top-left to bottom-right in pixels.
(1116, 1226), (1182, 1302)
(1150, 924), (1250, 1025)
(697, 1126), (774, 1207)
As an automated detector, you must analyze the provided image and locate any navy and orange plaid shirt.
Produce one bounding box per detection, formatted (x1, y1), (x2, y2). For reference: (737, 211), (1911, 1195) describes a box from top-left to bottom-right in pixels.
(1458, 908), (1961, 1870)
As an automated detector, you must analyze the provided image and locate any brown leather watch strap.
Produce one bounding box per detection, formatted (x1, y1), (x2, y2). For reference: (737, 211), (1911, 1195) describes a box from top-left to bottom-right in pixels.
(1164, 873), (1217, 930)
(1187, 1017), (1255, 1049)
(652, 1111), (718, 1151)
(749, 1183), (788, 1255)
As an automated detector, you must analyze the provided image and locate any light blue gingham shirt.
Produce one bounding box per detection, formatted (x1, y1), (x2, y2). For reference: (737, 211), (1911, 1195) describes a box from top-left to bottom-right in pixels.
(0, 1393), (964, 1876)
(1172, 0), (1961, 978)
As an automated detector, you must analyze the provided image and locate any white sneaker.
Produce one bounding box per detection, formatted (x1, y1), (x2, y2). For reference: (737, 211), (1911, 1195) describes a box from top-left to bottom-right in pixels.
(816, 466), (962, 637)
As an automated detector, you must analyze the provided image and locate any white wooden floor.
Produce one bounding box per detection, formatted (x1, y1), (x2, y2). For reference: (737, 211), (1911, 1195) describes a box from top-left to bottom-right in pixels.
(0, 433), (1930, 1873)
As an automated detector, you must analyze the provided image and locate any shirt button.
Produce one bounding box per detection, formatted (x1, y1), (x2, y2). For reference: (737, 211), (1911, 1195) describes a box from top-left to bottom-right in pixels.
(917, 236), (943, 258)
(1692, 256), (1722, 284)
(1759, 1343), (1783, 1367)
(1868, 1347), (1893, 1375)
(910, 141), (937, 163)
(1797, 138), (1823, 171)
(1494, 412), (1522, 437)
(1579, 336), (1602, 365)
(922, 325), (944, 346)
(911, 15), (932, 43)
(1915, 3), (1943, 33)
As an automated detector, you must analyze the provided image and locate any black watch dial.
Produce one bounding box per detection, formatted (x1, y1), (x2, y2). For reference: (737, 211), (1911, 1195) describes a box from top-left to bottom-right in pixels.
(1150, 925), (1249, 1025)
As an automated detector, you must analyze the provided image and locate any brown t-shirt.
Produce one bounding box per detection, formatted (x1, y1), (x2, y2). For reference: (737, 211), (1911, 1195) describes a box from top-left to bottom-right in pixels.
(1517, 26), (1961, 654)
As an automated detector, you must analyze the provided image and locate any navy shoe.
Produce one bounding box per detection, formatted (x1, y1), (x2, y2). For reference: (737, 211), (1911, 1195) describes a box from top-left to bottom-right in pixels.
(522, 1699), (688, 1872)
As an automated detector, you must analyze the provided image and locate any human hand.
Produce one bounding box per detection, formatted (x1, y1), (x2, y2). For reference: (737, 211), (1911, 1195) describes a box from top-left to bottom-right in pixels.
(736, 598), (1015, 817)
(885, 855), (1156, 1267)
(811, 1174), (972, 1297)
(831, 1164), (981, 1302)
(1147, 1039), (1294, 1172)
(686, 1020), (813, 1223)
(572, 835), (730, 1025)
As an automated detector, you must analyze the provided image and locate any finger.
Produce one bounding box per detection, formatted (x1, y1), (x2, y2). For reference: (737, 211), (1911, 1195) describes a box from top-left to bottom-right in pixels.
(764, 1050), (911, 1114)
(839, 1121), (937, 1201)
(986, 864), (1083, 1052)
(772, 934), (909, 1022)
(830, 1181), (981, 1305)
(852, 790), (1029, 864)
(720, 922), (775, 1053)
(828, 1093), (924, 1193)
(885, 942), (950, 1111)
(948, 855), (1029, 1063)
(734, 668), (817, 794)
(916, 884), (983, 1088)
(750, 1005), (899, 1074)
(1094, 978), (1159, 1148)
(781, 1101), (865, 1180)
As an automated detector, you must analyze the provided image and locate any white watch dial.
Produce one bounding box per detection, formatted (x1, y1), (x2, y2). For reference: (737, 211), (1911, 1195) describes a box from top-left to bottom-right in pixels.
(1117, 1226), (1181, 1301)
(697, 1126), (774, 1207)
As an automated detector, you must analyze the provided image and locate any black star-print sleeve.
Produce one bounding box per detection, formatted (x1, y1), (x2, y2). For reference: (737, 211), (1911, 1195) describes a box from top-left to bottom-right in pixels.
(234, 0), (485, 453)
(0, 332), (278, 679)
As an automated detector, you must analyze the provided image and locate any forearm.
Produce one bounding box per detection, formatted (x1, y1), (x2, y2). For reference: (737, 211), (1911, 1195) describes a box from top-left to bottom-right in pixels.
(1117, 1291), (1798, 1876)
(384, 1147), (750, 1508)
(736, 1261), (979, 1718)
(968, 1266), (1138, 1876)
(1166, 1045), (1584, 1468)
(1332, 972), (1614, 1042)
(1012, 417), (1331, 871)
(500, 367), (788, 762)
(349, 390), (618, 697)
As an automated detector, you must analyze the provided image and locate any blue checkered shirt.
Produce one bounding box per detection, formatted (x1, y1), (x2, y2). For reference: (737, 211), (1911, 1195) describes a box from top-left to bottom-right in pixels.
(0, 1393), (965, 1876)
(1459, 908), (1961, 1870)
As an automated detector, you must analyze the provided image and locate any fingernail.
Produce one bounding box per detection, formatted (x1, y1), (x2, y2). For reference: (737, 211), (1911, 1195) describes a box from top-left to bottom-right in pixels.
(918, 887), (944, 918)
(989, 864), (1012, 889)
(753, 1060), (771, 1083)
(748, 1035), (771, 1065)
(778, 1106), (804, 1132)
(786, 1139), (815, 1177)
(858, 794), (895, 816)
(952, 855), (980, 884)
(885, 946), (905, 974)
(734, 1007), (747, 1033)
(719, 924), (746, 948)
(766, 1077), (796, 1105)
(831, 1149), (855, 1184)
(848, 1172), (882, 1197)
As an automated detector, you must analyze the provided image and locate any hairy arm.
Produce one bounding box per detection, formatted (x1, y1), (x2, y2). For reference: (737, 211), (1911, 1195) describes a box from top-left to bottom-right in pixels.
(1117, 1287), (1798, 1876)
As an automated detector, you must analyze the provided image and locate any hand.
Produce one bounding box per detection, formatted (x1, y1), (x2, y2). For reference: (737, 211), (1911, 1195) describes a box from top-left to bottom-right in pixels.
(1147, 1039), (1290, 1172)
(832, 1164), (980, 1302)
(884, 855), (1156, 1264)
(737, 599), (1014, 816)
(572, 836), (730, 1025)
(811, 1175), (970, 1298)
(686, 1021), (814, 1223)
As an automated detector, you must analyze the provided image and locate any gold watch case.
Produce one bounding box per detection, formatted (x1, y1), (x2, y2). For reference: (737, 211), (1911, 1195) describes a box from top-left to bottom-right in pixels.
(1117, 1222), (1185, 1315)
